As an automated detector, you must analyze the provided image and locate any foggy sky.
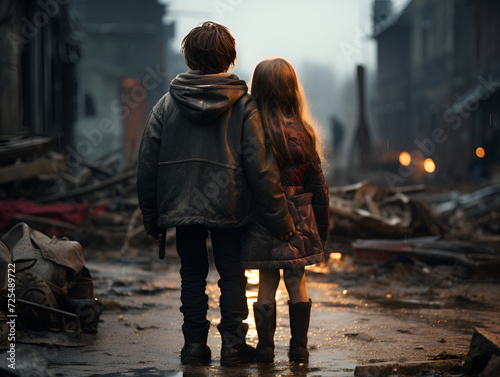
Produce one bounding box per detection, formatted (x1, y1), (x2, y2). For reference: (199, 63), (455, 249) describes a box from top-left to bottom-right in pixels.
(159, 0), (411, 155)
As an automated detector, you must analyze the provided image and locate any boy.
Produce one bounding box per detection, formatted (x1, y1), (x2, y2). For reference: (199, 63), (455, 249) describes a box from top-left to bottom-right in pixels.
(137, 21), (294, 366)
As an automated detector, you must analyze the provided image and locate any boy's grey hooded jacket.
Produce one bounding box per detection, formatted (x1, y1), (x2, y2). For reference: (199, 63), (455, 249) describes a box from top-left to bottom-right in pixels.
(137, 70), (293, 237)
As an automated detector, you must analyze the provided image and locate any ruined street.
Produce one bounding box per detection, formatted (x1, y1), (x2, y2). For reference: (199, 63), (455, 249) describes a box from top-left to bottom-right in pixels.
(5, 243), (498, 377)
(2, 178), (500, 377)
(2, 1), (500, 375)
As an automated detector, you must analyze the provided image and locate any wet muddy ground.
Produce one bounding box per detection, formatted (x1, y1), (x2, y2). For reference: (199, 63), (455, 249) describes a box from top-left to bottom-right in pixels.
(9, 250), (500, 377)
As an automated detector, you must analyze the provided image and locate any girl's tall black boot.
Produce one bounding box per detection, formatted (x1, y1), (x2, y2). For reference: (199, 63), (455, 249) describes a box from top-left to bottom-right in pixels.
(253, 300), (276, 363)
(288, 299), (311, 363)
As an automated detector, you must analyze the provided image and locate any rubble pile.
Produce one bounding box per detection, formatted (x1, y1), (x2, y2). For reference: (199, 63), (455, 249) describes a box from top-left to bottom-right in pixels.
(0, 136), (65, 200)
(0, 223), (102, 347)
(0, 136), (146, 252)
(315, 251), (500, 312)
(329, 181), (500, 271)
(329, 180), (447, 239)
(429, 184), (500, 245)
(329, 180), (500, 247)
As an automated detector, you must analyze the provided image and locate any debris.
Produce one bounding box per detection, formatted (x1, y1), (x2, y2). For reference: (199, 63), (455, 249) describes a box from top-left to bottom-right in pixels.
(351, 237), (487, 268)
(464, 327), (500, 375)
(120, 207), (143, 255)
(99, 298), (122, 311)
(344, 333), (374, 342)
(108, 284), (178, 296)
(429, 184), (500, 245)
(431, 184), (500, 220)
(0, 153), (65, 185)
(480, 355), (500, 377)
(0, 137), (65, 194)
(37, 168), (137, 204)
(427, 351), (464, 360)
(14, 271), (62, 331)
(0, 200), (93, 235)
(329, 181), (446, 238)
(0, 138), (144, 252)
(136, 325), (160, 331)
(60, 298), (103, 334)
(0, 222), (102, 335)
(397, 329), (412, 334)
(354, 359), (461, 377)
(330, 181), (500, 251)
(375, 298), (444, 309)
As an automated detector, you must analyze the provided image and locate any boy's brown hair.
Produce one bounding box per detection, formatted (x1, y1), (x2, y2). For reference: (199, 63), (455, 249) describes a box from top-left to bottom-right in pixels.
(181, 21), (237, 74)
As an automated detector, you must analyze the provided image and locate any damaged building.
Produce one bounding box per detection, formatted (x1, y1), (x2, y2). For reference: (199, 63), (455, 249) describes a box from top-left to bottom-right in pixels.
(373, 0), (500, 184)
(0, 0), (173, 187)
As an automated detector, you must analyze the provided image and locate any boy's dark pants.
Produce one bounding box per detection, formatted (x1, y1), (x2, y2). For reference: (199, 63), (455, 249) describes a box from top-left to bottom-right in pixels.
(176, 225), (249, 345)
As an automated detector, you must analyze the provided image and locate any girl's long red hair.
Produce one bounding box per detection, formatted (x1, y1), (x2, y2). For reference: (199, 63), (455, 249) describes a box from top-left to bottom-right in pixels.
(250, 58), (320, 166)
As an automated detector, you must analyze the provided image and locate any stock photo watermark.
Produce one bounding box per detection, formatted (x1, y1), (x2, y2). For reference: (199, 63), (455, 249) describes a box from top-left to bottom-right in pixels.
(6, 263), (16, 370)
(64, 64), (169, 171)
(8, 0), (70, 53)
(339, 7), (393, 63)
(213, 0), (244, 20)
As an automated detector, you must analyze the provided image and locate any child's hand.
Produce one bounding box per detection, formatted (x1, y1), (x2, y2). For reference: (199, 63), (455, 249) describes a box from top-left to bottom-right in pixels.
(148, 234), (162, 247)
(277, 224), (295, 241)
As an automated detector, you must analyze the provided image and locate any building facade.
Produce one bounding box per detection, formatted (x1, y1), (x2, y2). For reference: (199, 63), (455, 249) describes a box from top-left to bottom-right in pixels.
(374, 0), (500, 183)
(72, 0), (173, 167)
(0, 0), (80, 139)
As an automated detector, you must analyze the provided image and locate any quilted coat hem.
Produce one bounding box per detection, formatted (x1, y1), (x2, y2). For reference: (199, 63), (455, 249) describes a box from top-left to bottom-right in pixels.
(240, 249), (325, 270)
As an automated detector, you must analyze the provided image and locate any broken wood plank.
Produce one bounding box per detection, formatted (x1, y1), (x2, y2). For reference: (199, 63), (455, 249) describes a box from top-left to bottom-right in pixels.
(0, 155), (65, 184)
(11, 215), (80, 231)
(392, 184), (427, 194)
(37, 168), (136, 203)
(329, 180), (370, 195)
(79, 160), (114, 179)
(352, 238), (476, 267)
(120, 207), (142, 255)
(0, 136), (53, 161)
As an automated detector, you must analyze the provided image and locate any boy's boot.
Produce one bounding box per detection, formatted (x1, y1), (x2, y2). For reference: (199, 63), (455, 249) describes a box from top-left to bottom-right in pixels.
(253, 301), (276, 363)
(181, 320), (211, 365)
(218, 323), (257, 366)
(288, 299), (312, 363)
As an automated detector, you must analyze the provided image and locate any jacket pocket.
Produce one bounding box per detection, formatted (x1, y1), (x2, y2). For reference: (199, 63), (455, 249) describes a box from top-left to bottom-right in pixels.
(289, 193), (324, 257)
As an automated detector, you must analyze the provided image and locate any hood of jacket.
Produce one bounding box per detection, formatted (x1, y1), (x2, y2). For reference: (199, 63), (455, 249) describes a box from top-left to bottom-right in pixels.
(169, 70), (248, 123)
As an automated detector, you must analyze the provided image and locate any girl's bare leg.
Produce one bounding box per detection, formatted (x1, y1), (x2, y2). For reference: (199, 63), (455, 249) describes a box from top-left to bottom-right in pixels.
(257, 269), (280, 304)
(284, 268), (307, 303)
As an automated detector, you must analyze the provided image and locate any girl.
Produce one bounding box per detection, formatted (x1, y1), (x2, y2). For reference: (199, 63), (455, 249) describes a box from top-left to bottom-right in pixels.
(241, 58), (330, 363)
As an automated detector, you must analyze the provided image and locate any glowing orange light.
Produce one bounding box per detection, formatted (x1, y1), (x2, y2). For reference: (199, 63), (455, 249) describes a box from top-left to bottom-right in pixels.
(329, 252), (342, 261)
(476, 147), (485, 158)
(399, 151), (411, 166)
(342, 290), (348, 295)
(424, 158), (435, 173)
